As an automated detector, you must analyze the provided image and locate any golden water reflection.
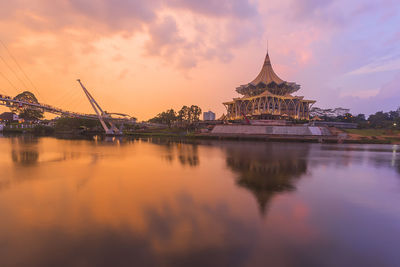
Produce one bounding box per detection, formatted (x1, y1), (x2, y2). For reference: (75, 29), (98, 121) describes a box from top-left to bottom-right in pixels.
(0, 137), (400, 266)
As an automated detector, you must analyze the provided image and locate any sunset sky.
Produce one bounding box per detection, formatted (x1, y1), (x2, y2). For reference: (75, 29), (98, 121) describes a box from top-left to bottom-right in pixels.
(0, 0), (399, 120)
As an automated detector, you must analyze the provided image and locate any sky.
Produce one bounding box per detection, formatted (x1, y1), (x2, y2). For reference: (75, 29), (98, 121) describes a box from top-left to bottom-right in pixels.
(0, 0), (399, 120)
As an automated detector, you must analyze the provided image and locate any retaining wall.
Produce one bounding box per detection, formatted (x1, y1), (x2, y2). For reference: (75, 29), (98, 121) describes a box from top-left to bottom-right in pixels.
(211, 125), (331, 136)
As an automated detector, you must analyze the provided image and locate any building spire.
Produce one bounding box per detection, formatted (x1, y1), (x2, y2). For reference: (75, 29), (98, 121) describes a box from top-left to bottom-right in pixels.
(264, 43), (271, 66)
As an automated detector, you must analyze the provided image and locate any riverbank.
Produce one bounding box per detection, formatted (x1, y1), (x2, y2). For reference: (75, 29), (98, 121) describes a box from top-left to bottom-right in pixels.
(124, 131), (397, 144)
(2, 126), (400, 144)
(342, 128), (400, 144)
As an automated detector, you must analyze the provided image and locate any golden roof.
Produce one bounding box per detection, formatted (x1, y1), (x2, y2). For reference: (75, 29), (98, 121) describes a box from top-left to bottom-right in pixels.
(236, 52), (300, 96)
(250, 53), (285, 85)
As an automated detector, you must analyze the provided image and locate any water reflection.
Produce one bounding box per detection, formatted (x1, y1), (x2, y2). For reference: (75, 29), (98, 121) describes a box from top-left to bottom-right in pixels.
(10, 136), (39, 165)
(367, 145), (400, 174)
(150, 138), (200, 167)
(1, 137), (400, 266)
(223, 142), (308, 215)
(10, 137), (81, 167)
(11, 149), (39, 165)
(3, 137), (98, 192)
(315, 144), (400, 175)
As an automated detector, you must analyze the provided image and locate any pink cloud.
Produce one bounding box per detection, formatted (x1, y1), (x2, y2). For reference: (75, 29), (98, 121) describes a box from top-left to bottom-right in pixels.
(0, 0), (399, 119)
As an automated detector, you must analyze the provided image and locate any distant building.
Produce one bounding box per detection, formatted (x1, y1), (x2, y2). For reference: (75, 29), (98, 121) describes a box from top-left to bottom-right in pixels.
(310, 107), (350, 118)
(203, 111), (216, 121)
(0, 112), (19, 123)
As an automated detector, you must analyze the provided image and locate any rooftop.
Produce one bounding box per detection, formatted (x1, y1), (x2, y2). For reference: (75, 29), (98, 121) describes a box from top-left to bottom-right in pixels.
(236, 52), (301, 97)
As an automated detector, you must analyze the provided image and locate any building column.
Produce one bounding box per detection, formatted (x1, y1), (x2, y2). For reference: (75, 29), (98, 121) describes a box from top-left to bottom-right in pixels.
(263, 97), (266, 113)
(278, 98), (281, 114)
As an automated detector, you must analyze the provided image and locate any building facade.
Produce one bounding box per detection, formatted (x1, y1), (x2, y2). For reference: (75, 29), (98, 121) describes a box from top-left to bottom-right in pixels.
(223, 52), (315, 120)
(203, 111), (216, 121)
(0, 112), (19, 122)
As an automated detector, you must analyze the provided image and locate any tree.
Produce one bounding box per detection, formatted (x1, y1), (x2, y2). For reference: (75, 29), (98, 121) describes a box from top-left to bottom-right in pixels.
(388, 110), (399, 120)
(165, 109), (177, 127)
(368, 111), (391, 128)
(10, 91), (44, 121)
(149, 105), (202, 129)
(149, 109), (177, 127)
(54, 117), (101, 131)
(178, 106), (190, 123)
(354, 114), (368, 128)
(189, 105), (202, 123)
(355, 114), (366, 122)
(177, 105), (202, 126)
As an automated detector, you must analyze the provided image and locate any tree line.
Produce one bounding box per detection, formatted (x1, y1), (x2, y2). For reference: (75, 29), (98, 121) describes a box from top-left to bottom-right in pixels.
(148, 105), (202, 128)
(315, 107), (400, 129)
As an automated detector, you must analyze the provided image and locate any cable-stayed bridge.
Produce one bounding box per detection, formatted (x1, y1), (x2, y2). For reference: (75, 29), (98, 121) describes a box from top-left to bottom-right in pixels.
(0, 39), (135, 135)
(0, 80), (136, 135)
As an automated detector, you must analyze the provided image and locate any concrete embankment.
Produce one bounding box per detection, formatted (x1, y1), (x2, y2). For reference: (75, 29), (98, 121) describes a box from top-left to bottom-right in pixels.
(211, 125), (331, 136)
(208, 125), (336, 142)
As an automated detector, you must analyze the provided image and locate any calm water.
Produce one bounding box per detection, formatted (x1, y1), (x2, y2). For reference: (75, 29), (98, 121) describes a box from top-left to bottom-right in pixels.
(0, 136), (399, 267)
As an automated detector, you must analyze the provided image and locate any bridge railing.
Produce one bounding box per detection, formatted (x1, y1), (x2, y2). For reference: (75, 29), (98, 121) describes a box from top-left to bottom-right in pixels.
(0, 94), (134, 123)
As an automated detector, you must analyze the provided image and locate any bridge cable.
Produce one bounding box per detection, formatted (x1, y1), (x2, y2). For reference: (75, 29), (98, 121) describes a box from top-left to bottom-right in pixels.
(62, 90), (83, 109)
(0, 40), (45, 101)
(0, 73), (10, 95)
(0, 70), (19, 93)
(69, 93), (86, 112)
(0, 54), (30, 91)
(0, 85), (8, 96)
(55, 86), (82, 108)
(53, 88), (76, 107)
(53, 83), (84, 108)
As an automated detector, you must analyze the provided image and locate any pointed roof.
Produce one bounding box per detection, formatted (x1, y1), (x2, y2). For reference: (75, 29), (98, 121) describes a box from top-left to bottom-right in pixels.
(250, 53), (285, 86)
(236, 51), (301, 96)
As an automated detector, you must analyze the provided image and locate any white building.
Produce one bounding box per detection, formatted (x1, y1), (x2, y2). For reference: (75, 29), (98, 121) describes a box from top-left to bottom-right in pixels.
(203, 111), (216, 121)
(0, 112), (19, 122)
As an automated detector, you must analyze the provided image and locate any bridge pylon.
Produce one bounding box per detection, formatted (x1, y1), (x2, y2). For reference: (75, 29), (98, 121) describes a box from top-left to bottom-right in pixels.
(77, 79), (122, 135)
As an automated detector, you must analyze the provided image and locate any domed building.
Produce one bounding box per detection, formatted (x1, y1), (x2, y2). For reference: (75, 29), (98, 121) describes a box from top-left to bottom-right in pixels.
(223, 51), (315, 120)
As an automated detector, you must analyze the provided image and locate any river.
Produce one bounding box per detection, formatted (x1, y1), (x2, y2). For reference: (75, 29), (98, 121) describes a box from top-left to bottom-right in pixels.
(0, 136), (399, 266)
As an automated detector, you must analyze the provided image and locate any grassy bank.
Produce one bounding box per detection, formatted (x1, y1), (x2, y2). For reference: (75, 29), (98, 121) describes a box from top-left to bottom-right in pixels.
(343, 128), (400, 144)
(344, 129), (400, 136)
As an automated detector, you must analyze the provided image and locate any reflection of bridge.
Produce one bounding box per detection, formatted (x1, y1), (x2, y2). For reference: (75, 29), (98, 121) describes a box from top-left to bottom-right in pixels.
(0, 80), (135, 135)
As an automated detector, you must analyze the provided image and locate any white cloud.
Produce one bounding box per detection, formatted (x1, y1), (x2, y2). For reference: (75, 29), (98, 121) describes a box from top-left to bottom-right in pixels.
(347, 55), (400, 75)
(339, 89), (379, 98)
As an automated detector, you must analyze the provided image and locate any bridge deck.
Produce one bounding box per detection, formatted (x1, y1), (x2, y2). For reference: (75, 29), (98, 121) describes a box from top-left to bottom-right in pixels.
(0, 94), (133, 123)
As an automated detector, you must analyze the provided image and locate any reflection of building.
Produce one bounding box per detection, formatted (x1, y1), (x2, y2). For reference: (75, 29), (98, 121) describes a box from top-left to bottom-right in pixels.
(203, 111), (216, 121)
(12, 150), (39, 165)
(224, 142), (309, 215)
(11, 136), (39, 166)
(223, 51), (315, 120)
